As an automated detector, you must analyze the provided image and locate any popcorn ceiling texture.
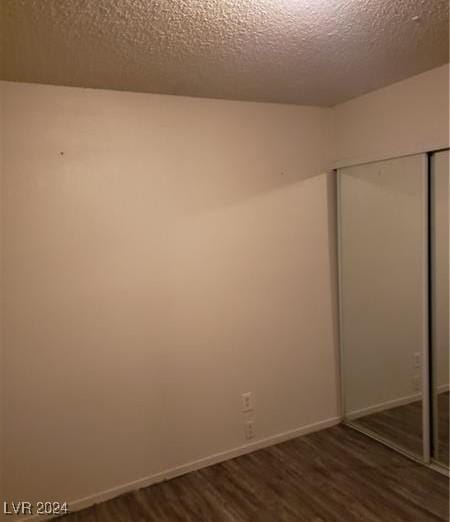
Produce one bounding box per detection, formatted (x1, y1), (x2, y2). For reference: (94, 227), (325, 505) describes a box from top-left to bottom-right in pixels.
(0, 0), (448, 105)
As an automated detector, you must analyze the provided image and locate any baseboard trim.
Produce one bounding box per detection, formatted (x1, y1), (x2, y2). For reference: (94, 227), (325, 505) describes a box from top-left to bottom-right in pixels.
(19, 415), (341, 521)
(346, 393), (422, 420)
(346, 384), (450, 421)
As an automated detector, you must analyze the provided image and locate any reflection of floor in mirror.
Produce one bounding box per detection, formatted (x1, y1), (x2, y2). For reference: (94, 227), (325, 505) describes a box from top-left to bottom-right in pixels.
(436, 391), (449, 466)
(354, 397), (422, 457)
(355, 392), (449, 465)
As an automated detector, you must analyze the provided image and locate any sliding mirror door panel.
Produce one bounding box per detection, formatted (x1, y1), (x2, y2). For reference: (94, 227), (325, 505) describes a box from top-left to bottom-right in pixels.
(431, 150), (449, 468)
(338, 154), (428, 460)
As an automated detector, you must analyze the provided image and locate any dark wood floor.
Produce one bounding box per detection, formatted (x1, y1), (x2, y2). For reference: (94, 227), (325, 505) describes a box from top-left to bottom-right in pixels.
(356, 392), (449, 466)
(58, 424), (449, 522)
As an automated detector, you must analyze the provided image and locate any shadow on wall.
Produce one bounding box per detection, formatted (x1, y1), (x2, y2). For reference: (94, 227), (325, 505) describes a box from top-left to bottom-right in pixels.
(2, 81), (334, 216)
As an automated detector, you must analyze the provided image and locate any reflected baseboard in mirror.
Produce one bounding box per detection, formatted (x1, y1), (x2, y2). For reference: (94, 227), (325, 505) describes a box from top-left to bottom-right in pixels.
(347, 392), (449, 465)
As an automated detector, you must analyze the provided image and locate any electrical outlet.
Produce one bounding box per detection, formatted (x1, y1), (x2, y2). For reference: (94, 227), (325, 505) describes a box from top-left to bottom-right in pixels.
(413, 352), (421, 368)
(241, 392), (253, 412)
(245, 420), (254, 440)
(412, 374), (421, 392)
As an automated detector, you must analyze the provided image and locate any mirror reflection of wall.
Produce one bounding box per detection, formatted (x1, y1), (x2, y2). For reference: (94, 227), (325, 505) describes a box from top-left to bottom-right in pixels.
(339, 151), (450, 468)
(431, 150), (449, 468)
(339, 154), (428, 459)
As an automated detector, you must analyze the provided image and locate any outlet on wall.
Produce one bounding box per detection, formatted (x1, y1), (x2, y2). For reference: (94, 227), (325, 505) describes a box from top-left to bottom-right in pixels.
(241, 392), (253, 412)
(413, 352), (421, 368)
(244, 420), (255, 440)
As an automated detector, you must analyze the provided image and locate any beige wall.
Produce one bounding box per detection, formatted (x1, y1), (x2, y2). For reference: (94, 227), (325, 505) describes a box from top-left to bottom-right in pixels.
(1, 81), (339, 514)
(335, 64), (449, 168)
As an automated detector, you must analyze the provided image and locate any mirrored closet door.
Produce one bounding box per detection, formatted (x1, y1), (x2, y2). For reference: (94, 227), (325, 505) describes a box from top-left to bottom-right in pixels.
(431, 150), (449, 468)
(338, 154), (429, 461)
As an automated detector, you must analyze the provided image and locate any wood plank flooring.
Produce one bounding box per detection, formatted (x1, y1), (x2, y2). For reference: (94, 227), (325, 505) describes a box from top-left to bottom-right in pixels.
(57, 425), (449, 522)
(436, 392), (449, 466)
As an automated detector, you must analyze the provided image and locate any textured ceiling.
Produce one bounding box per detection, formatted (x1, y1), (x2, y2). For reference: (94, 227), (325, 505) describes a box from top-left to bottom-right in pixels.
(0, 0), (448, 106)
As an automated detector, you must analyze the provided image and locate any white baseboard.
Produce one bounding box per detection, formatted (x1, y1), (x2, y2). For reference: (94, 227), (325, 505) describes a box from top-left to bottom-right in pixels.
(347, 384), (450, 421)
(346, 393), (422, 420)
(18, 415), (341, 521)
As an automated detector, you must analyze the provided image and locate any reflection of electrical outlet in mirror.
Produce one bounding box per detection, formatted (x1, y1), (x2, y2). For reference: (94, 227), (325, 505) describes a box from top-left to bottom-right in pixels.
(413, 352), (421, 368)
(241, 392), (253, 412)
(245, 420), (254, 440)
(412, 375), (421, 392)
